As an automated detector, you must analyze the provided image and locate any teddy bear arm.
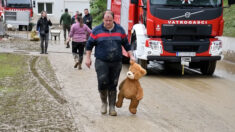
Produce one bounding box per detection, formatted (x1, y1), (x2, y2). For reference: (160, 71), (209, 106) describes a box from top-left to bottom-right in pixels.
(119, 79), (126, 90)
(136, 82), (144, 101)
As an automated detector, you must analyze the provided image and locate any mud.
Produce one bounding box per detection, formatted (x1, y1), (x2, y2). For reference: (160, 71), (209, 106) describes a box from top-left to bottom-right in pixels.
(1, 30), (235, 131)
(220, 36), (235, 63)
(0, 54), (78, 131)
(49, 52), (235, 132)
(47, 39), (235, 132)
(0, 34), (41, 52)
(223, 50), (235, 63)
(30, 56), (67, 104)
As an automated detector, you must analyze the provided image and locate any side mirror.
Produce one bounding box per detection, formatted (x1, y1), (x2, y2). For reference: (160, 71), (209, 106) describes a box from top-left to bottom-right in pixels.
(228, 0), (235, 6)
(140, 5), (147, 10)
(131, 0), (138, 5)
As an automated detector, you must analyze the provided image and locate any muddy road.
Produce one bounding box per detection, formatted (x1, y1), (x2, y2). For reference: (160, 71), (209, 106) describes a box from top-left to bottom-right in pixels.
(1, 32), (235, 131)
(48, 43), (235, 132)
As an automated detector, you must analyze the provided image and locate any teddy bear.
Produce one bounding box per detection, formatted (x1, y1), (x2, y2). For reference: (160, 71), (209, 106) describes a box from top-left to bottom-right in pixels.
(30, 30), (40, 41)
(116, 60), (147, 114)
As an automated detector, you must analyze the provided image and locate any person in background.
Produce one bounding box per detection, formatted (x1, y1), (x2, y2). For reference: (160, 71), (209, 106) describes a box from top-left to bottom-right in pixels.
(67, 16), (91, 70)
(83, 8), (92, 29)
(85, 10), (135, 116)
(71, 11), (79, 24)
(37, 11), (52, 54)
(60, 8), (72, 48)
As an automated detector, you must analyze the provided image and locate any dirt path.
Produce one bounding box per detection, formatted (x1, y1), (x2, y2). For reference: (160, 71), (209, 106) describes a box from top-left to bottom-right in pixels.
(0, 54), (78, 131)
(48, 41), (235, 132)
(1, 31), (235, 131)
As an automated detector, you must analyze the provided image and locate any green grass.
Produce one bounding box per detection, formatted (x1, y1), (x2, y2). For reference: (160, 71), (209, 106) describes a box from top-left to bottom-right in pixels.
(0, 54), (26, 78)
(0, 87), (17, 93)
(223, 0), (235, 37)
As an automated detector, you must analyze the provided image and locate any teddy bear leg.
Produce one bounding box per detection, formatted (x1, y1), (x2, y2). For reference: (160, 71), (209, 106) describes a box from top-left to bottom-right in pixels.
(116, 92), (124, 108)
(129, 98), (139, 114)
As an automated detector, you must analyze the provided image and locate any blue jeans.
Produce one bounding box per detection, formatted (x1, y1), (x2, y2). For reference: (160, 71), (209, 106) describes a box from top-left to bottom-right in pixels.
(95, 59), (122, 91)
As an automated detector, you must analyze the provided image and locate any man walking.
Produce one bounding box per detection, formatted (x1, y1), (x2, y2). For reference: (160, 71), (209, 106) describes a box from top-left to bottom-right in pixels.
(83, 9), (92, 29)
(85, 11), (135, 116)
(71, 11), (79, 24)
(60, 8), (72, 48)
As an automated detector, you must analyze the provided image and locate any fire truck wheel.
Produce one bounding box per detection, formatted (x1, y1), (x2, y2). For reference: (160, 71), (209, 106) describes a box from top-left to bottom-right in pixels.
(200, 61), (216, 76)
(19, 25), (23, 31)
(28, 23), (33, 31)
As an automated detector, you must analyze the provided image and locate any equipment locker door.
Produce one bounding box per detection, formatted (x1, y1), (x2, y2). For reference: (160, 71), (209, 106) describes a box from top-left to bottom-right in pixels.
(120, 0), (129, 34)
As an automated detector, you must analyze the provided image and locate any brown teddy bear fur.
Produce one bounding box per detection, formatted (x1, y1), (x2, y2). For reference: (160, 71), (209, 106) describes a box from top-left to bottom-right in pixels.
(116, 60), (147, 114)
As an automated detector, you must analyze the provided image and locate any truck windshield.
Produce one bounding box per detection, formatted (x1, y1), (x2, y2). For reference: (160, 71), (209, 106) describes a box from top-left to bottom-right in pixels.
(151, 0), (222, 7)
(6, 0), (31, 8)
(1, 0), (4, 7)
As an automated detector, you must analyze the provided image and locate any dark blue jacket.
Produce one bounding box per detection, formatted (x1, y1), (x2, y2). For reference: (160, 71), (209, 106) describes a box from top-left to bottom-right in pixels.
(86, 23), (131, 62)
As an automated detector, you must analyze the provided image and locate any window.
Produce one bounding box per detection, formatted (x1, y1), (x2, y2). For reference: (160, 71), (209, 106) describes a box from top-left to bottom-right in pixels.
(38, 3), (44, 13)
(6, 0), (32, 8)
(1, 0), (4, 6)
(37, 2), (53, 14)
(150, 0), (222, 7)
(46, 3), (52, 14)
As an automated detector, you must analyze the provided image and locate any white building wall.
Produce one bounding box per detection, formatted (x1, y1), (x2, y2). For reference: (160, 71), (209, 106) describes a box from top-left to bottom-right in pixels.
(65, 0), (90, 16)
(32, 0), (90, 24)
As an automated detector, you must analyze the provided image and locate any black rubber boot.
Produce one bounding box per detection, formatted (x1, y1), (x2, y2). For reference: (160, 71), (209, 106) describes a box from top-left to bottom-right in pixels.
(99, 90), (108, 114)
(78, 56), (83, 70)
(40, 46), (44, 54)
(45, 47), (48, 54)
(73, 54), (79, 68)
(108, 91), (117, 116)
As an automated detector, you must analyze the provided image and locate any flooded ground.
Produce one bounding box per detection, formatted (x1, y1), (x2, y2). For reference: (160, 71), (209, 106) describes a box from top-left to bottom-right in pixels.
(1, 31), (235, 131)
(0, 54), (77, 131)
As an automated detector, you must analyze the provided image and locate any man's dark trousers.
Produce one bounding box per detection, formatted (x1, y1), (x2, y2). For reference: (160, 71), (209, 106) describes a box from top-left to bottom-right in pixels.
(95, 59), (122, 91)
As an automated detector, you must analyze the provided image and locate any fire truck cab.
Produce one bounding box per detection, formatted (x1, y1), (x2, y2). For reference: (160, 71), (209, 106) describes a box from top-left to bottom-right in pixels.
(2, 0), (33, 31)
(109, 0), (235, 75)
(0, 0), (4, 20)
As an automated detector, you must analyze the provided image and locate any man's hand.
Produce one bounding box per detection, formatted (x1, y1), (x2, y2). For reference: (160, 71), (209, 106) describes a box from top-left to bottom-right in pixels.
(130, 55), (136, 62)
(66, 39), (70, 45)
(85, 57), (92, 68)
(66, 37), (71, 45)
(85, 50), (92, 68)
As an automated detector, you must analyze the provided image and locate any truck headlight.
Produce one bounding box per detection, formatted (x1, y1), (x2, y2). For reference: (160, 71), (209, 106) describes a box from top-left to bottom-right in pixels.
(147, 40), (163, 55)
(209, 40), (222, 56)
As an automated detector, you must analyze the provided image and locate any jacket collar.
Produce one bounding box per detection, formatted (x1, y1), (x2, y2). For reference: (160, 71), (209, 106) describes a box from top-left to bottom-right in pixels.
(101, 22), (117, 32)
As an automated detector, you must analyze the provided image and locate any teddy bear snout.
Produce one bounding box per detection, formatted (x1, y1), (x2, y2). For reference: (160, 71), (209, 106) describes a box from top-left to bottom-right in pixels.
(127, 71), (134, 79)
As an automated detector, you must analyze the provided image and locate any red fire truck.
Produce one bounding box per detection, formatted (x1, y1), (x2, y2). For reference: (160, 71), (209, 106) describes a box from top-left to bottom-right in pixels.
(0, 0), (4, 19)
(109, 0), (235, 75)
(1, 0), (33, 30)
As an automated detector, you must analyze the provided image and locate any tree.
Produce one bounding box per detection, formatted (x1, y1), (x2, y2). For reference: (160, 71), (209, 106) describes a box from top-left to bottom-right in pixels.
(90, 0), (107, 26)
